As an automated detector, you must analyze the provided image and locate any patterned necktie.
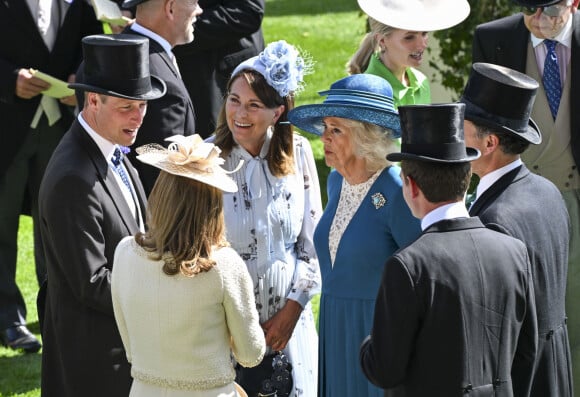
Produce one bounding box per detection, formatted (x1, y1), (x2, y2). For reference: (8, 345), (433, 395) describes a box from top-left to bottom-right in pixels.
(111, 147), (133, 193)
(543, 39), (562, 120)
(37, 0), (52, 37)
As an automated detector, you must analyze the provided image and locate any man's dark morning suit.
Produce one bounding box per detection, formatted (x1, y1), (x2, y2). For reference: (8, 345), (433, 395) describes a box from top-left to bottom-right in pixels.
(472, 13), (580, 394)
(39, 120), (147, 396)
(0, 0), (101, 351)
(469, 165), (572, 395)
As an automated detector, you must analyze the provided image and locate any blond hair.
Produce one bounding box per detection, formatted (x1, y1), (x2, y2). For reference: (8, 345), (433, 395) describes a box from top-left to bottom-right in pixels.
(347, 17), (396, 75)
(136, 171), (228, 277)
(341, 118), (398, 172)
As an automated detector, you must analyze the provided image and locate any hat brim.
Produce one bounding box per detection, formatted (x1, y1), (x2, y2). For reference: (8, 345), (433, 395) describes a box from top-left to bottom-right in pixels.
(511, 0), (561, 7)
(69, 75), (166, 101)
(288, 104), (401, 138)
(121, 0), (148, 8)
(136, 153), (239, 193)
(464, 114), (542, 145)
(357, 0), (470, 31)
(387, 147), (481, 163)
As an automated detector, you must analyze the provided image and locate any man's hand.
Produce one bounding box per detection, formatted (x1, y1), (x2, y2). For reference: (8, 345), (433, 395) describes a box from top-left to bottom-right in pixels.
(16, 68), (50, 99)
(59, 74), (77, 107)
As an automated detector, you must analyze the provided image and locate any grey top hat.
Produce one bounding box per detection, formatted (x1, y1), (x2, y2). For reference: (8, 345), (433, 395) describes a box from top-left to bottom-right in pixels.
(69, 34), (166, 101)
(387, 103), (480, 163)
(460, 62), (541, 145)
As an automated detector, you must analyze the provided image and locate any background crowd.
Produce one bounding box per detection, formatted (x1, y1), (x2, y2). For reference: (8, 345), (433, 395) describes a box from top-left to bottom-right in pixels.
(1, 0), (579, 396)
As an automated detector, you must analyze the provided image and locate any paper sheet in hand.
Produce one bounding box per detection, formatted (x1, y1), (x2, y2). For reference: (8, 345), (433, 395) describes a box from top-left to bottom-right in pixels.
(30, 69), (74, 99)
(90, 0), (131, 26)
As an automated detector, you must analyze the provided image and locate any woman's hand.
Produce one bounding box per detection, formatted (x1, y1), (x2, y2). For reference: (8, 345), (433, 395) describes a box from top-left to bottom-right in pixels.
(261, 299), (303, 351)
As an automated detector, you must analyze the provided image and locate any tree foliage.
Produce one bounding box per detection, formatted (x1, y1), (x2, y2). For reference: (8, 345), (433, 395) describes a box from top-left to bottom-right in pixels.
(430, 0), (521, 98)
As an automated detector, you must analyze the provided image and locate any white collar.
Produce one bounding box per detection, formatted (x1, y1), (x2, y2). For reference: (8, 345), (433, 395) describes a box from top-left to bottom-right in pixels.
(476, 158), (522, 200)
(530, 15), (573, 48)
(78, 113), (117, 163)
(421, 201), (470, 231)
(130, 22), (174, 58)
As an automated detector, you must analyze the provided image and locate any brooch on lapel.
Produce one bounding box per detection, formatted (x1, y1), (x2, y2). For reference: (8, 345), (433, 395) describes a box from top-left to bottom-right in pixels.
(371, 192), (386, 209)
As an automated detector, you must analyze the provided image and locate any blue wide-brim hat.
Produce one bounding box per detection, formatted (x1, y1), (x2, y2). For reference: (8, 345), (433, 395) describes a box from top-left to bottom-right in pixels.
(287, 74), (401, 137)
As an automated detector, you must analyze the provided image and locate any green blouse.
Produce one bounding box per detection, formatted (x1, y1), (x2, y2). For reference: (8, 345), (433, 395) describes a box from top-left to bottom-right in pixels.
(365, 53), (431, 109)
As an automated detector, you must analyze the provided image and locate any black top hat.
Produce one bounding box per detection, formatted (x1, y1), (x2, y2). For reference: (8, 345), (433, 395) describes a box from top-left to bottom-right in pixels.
(387, 104), (481, 163)
(461, 63), (541, 145)
(121, 0), (149, 8)
(69, 34), (166, 101)
(511, 0), (561, 7)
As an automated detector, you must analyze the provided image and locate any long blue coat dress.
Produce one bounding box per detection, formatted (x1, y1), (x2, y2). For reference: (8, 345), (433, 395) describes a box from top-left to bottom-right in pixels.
(315, 166), (421, 397)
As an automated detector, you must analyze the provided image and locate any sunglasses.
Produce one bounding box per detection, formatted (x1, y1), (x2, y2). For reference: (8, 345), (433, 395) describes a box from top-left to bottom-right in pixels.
(522, 3), (571, 17)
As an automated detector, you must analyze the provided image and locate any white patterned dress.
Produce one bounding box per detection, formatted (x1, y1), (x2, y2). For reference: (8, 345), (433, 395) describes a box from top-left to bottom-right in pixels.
(222, 130), (322, 397)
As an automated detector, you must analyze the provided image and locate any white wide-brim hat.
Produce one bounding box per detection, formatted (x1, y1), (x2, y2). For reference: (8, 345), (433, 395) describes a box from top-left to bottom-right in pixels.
(357, 0), (470, 31)
(136, 135), (240, 193)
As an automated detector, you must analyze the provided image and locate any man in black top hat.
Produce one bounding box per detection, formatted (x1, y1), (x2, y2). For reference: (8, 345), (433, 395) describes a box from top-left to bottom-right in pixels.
(360, 104), (538, 397)
(117, 0), (201, 195)
(38, 34), (166, 397)
(462, 62), (573, 397)
(472, 3), (580, 391)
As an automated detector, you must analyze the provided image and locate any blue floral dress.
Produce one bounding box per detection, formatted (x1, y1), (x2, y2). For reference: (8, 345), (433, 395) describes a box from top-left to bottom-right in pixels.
(222, 129), (322, 397)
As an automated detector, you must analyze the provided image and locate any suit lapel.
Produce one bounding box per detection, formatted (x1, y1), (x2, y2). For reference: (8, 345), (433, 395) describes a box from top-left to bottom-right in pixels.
(5, 0), (46, 46)
(72, 123), (141, 234)
(469, 165), (526, 216)
(127, 28), (196, 116)
(123, 155), (147, 223)
(493, 16), (529, 73)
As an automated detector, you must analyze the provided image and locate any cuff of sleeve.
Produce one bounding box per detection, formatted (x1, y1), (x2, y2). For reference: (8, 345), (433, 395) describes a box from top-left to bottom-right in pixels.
(287, 290), (309, 308)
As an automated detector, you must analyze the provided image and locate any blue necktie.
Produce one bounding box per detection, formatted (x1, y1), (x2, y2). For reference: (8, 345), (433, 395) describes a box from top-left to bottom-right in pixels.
(111, 147), (133, 193)
(543, 40), (562, 120)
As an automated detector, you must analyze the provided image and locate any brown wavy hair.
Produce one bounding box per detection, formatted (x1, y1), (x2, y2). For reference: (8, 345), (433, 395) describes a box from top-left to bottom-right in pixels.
(135, 171), (228, 277)
(213, 69), (295, 177)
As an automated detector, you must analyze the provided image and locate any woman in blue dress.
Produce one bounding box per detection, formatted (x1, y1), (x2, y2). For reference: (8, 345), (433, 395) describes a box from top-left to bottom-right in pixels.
(212, 41), (322, 397)
(288, 74), (422, 397)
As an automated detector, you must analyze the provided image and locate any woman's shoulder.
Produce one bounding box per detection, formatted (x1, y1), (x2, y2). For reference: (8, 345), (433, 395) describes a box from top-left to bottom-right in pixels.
(212, 246), (247, 272)
(376, 165), (404, 190)
(114, 235), (140, 259)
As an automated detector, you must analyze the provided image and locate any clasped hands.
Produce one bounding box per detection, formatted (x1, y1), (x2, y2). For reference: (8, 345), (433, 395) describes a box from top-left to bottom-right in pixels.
(261, 299), (303, 352)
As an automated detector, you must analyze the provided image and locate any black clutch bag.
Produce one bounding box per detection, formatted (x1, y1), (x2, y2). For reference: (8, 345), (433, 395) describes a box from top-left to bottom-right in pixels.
(235, 351), (293, 397)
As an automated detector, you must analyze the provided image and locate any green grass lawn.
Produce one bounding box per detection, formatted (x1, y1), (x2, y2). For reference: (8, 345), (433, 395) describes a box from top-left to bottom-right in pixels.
(0, 1), (363, 396)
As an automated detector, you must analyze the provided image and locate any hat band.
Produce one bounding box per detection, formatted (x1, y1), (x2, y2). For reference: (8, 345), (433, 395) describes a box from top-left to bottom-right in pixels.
(401, 142), (467, 160)
(85, 75), (153, 96)
(324, 93), (395, 110)
(462, 98), (530, 133)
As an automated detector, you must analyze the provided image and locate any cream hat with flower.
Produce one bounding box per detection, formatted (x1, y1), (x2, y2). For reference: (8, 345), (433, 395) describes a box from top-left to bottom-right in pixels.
(136, 135), (241, 193)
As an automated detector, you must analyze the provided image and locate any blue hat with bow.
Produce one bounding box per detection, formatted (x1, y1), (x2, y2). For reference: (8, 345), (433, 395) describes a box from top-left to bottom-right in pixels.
(288, 74), (401, 137)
